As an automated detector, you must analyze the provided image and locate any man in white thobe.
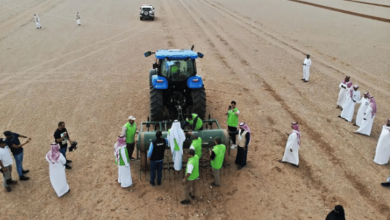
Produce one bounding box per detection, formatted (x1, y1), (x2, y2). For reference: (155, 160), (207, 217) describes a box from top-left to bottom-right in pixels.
(373, 119), (390, 165)
(76, 12), (81, 26)
(33, 14), (41, 29)
(337, 76), (352, 109)
(279, 122), (301, 167)
(339, 85), (360, 122)
(354, 92), (370, 127)
(168, 120), (186, 171)
(115, 136), (133, 188)
(355, 97), (377, 136)
(302, 54), (311, 82)
(46, 143), (70, 197)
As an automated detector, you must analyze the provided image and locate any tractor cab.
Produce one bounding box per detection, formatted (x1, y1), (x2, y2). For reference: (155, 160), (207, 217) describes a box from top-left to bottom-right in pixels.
(144, 47), (206, 121)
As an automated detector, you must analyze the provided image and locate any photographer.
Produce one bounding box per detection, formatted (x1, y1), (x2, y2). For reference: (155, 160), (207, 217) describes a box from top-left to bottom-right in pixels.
(226, 101), (240, 149)
(54, 121), (75, 169)
(3, 131), (31, 181)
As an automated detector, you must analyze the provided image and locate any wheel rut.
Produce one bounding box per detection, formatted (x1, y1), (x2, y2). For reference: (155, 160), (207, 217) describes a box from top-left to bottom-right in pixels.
(180, 0), (390, 217)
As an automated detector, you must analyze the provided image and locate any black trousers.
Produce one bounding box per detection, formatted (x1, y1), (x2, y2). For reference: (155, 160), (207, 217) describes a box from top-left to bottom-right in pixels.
(228, 126), (237, 144)
(126, 143), (135, 158)
(235, 145), (248, 167)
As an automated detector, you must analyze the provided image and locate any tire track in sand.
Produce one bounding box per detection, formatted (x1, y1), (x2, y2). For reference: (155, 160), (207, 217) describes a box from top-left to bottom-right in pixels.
(343, 0), (390, 8)
(0, 23), (154, 100)
(192, 0), (390, 217)
(287, 0), (390, 23)
(203, 0), (390, 97)
(179, 0), (333, 209)
(0, 22), (143, 84)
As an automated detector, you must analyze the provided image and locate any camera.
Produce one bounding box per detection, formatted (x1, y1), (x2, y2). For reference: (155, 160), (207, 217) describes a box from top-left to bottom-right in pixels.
(69, 141), (78, 152)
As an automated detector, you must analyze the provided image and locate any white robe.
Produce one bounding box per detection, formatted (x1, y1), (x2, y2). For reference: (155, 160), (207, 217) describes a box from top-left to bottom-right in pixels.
(76, 14), (81, 25)
(117, 147), (132, 188)
(303, 58), (311, 81)
(373, 125), (390, 165)
(168, 122), (186, 171)
(355, 106), (375, 136)
(46, 154), (70, 197)
(355, 97), (370, 127)
(34, 16), (41, 28)
(337, 83), (349, 107)
(340, 89), (360, 122)
(281, 130), (300, 165)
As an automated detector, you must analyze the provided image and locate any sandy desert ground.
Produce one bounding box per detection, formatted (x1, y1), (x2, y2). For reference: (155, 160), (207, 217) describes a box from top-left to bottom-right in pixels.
(0, 0), (389, 219)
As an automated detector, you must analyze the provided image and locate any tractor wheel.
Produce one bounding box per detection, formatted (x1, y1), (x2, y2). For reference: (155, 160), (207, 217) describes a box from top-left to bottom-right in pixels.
(191, 87), (206, 120)
(149, 69), (157, 87)
(150, 86), (164, 121)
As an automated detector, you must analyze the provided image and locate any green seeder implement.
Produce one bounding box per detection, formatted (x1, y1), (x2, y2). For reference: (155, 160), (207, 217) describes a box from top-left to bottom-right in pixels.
(136, 119), (231, 180)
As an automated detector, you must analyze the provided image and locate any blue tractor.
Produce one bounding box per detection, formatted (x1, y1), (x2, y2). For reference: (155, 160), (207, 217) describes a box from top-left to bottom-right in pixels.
(144, 46), (206, 121)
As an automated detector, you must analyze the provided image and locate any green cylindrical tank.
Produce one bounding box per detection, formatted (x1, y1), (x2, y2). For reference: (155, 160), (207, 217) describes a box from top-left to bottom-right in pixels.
(137, 129), (229, 170)
(137, 129), (229, 151)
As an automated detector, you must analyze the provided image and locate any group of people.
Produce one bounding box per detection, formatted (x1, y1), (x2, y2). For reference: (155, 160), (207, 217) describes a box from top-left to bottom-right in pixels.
(0, 132), (31, 192)
(33, 12), (81, 29)
(336, 76), (377, 136)
(0, 121), (75, 196)
(111, 101), (252, 205)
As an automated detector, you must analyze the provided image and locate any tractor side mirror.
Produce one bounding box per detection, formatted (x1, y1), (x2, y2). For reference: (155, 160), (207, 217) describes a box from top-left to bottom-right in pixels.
(144, 51), (152, 57)
(197, 52), (204, 58)
(153, 63), (158, 69)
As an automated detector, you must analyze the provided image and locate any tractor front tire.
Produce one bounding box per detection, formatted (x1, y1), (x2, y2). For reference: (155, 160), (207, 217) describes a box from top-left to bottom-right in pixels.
(191, 87), (206, 120)
(150, 87), (164, 121)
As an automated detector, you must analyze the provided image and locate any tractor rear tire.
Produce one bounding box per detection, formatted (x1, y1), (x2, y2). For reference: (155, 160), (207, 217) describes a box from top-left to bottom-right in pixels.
(150, 87), (164, 121)
(191, 87), (206, 120)
(149, 69), (157, 87)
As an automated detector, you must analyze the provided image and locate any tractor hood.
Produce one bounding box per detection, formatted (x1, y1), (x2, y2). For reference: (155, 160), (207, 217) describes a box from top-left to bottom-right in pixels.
(155, 49), (199, 60)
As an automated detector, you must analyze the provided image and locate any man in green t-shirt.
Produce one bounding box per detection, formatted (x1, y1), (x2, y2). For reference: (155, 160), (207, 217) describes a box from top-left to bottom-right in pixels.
(226, 101), (240, 149)
(188, 132), (202, 159)
(210, 137), (226, 187)
(121, 116), (139, 161)
(183, 113), (203, 131)
(181, 149), (199, 205)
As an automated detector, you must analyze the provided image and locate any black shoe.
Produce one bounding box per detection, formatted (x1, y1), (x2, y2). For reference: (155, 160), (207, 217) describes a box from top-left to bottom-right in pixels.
(345, 119), (348, 122)
(150, 182), (155, 187)
(66, 160), (72, 163)
(180, 200), (191, 205)
(130, 157), (136, 161)
(7, 179), (17, 185)
(337, 115), (341, 118)
(19, 176), (30, 181)
(304, 80), (308, 82)
(22, 170), (29, 174)
(211, 182), (220, 187)
(5, 187), (11, 192)
(301, 79), (305, 81)
(65, 164), (72, 169)
(381, 182), (390, 187)
(157, 182), (161, 186)
(189, 193), (195, 200)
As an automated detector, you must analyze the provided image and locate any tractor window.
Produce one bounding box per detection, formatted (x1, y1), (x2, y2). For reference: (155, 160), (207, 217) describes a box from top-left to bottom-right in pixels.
(160, 59), (195, 81)
(142, 8), (151, 11)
